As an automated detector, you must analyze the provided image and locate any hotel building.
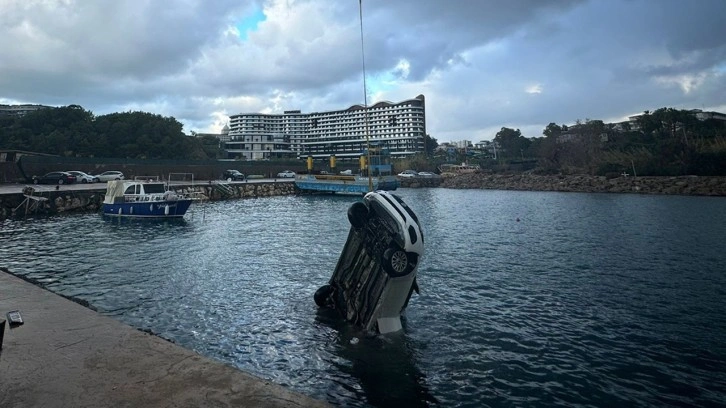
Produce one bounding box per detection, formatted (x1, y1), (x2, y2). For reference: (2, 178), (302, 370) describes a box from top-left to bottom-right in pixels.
(225, 95), (426, 161)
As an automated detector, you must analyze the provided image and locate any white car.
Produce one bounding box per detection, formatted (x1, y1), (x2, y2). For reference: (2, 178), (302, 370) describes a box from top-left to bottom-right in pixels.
(397, 170), (418, 178)
(314, 190), (424, 334)
(94, 171), (125, 182)
(67, 171), (99, 183)
(277, 170), (296, 178)
(417, 171), (438, 178)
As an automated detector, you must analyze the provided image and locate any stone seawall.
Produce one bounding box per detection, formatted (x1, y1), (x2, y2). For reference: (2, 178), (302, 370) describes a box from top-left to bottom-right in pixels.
(439, 173), (726, 196)
(0, 181), (297, 220)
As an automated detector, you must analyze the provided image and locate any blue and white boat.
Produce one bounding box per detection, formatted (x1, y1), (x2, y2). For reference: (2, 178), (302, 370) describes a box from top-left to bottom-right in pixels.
(102, 180), (193, 218)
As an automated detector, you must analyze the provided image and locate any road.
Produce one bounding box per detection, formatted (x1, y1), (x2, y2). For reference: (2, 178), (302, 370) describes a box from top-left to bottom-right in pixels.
(0, 178), (295, 196)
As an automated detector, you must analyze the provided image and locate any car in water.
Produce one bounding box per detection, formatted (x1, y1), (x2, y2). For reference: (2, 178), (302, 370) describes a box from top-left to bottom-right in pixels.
(94, 171), (125, 182)
(314, 190), (424, 334)
(222, 169), (246, 181)
(277, 170), (296, 178)
(67, 171), (99, 183)
(32, 171), (77, 185)
(397, 170), (418, 178)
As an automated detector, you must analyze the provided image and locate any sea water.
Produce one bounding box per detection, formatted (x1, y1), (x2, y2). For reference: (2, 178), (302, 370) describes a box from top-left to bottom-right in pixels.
(1, 189), (725, 407)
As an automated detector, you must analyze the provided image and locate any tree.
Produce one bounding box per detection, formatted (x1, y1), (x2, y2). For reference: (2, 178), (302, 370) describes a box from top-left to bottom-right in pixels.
(543, 123), (563, 138)
(493, 127), (530, 159)
(423, 133), (438, 156)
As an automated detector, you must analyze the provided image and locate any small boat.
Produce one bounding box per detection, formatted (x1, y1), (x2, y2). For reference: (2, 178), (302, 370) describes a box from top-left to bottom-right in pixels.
(295, 173), (398, 194)
(438, 162), (481, 175)
(102, 180), (193, 218)
(296, 144), (399, 194)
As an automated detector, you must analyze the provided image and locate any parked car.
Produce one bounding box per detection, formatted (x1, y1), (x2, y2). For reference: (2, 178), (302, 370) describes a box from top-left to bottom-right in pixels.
(277, 170), (296, 178)
(314, 190), (424, 334)
(417, 171), (438, 178)
(397, 170), (418, 178)
(94, 171), (125, 182)
(67, 171), (99, 183)
(222, 169), (246, 181)
(32, 171), (77, 185)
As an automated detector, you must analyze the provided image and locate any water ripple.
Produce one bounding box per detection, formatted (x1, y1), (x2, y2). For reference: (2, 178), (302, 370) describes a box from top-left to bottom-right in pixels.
(2, 190), (726, 407)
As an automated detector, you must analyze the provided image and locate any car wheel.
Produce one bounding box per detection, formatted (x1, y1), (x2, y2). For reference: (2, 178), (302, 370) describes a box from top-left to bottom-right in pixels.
(33, 179), (39, 184)
(314, 284), (334, 308)
(58, 179), (64, 185)
(81, 179), (88, 183)
(347, 202), (369, 229)
(383, 245), (410, 277)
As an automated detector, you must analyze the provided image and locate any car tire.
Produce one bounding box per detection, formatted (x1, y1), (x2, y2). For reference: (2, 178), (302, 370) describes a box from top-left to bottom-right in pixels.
(33, 179), (39, 184)
(347, 202), (369, 229)
(383, 245), (412, 277)
(81, 179), (88, 183)
(58, 179), (64, 185)
(314, 284), (334, 308)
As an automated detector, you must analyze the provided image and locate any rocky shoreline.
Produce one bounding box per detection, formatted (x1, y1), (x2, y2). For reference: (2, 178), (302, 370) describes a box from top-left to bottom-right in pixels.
(399, 173), (726, 196)
(437, 173), (726, 196)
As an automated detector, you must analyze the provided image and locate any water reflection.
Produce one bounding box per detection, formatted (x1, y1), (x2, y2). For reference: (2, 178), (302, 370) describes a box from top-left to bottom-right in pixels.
(315, 309), (438, 407)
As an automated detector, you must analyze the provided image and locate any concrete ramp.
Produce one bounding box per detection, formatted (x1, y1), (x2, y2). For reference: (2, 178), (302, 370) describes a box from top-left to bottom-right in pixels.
(0, 270), (328, 408)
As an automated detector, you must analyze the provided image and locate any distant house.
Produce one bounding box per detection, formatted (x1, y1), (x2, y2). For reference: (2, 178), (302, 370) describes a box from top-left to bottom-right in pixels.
(691, 109), (726, 122)
(0, 104), (54, 117)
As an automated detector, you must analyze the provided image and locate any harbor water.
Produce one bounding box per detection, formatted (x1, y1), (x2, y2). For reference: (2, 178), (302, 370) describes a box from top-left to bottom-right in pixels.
(1, 189), (725, 407)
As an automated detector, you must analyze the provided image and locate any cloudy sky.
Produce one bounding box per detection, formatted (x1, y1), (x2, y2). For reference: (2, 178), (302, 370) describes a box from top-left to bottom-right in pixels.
(1, 0), (725, 142)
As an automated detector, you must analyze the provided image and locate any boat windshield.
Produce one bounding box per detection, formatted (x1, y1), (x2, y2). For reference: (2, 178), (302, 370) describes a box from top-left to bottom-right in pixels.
(142, 184), (166, 194)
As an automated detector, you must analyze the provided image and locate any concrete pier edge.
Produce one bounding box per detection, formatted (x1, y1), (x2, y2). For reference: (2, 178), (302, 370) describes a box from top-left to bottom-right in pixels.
(0, 267), (329, 407)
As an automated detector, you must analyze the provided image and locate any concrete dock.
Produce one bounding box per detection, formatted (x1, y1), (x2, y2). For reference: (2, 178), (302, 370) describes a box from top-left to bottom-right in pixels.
(0, 270), (329, 407)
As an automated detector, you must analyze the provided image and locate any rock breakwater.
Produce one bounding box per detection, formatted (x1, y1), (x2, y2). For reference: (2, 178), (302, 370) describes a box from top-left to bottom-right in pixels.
(441, 173), (726, 196)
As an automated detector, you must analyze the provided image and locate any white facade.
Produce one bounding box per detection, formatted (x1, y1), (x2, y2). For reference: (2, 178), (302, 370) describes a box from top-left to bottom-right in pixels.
(225, 95), (426, 161)
(0, 104), (53, 117)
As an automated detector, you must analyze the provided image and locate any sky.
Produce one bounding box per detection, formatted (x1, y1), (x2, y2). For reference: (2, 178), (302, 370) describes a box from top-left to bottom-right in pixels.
(1, 0), (725, 143)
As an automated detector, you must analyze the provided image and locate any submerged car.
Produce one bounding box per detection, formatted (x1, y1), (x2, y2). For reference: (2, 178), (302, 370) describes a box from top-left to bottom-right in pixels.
(222, 169), (246, 181)
(32, 171), (77, 185)
(67, 171), (99, 183)
(314, 190), (424, 334)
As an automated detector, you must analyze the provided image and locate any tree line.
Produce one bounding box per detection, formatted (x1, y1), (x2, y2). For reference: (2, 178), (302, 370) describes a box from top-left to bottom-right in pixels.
(2, 105), (724, 176)
(0, 105), (224, 160)
(487, 108), (726, 176)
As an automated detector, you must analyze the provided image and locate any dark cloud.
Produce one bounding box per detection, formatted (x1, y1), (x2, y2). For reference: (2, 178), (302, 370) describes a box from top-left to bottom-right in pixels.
(0, 0), (723, 140)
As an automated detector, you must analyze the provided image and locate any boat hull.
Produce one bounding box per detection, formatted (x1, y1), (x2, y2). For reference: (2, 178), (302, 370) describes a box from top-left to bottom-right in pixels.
(295, 175), (398, 194)
(102, 199), (193, 218)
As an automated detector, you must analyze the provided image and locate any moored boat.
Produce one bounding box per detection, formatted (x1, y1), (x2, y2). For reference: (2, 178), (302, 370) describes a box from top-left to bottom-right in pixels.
(295, 173), (398, 194)
(438, 162), (481, 175)
(102, 180), (193, 218)
(296, 144), (399, 194)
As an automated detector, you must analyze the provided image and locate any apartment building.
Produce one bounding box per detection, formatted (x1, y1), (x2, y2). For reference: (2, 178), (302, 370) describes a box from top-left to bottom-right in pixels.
(225, 95), (426, 161)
